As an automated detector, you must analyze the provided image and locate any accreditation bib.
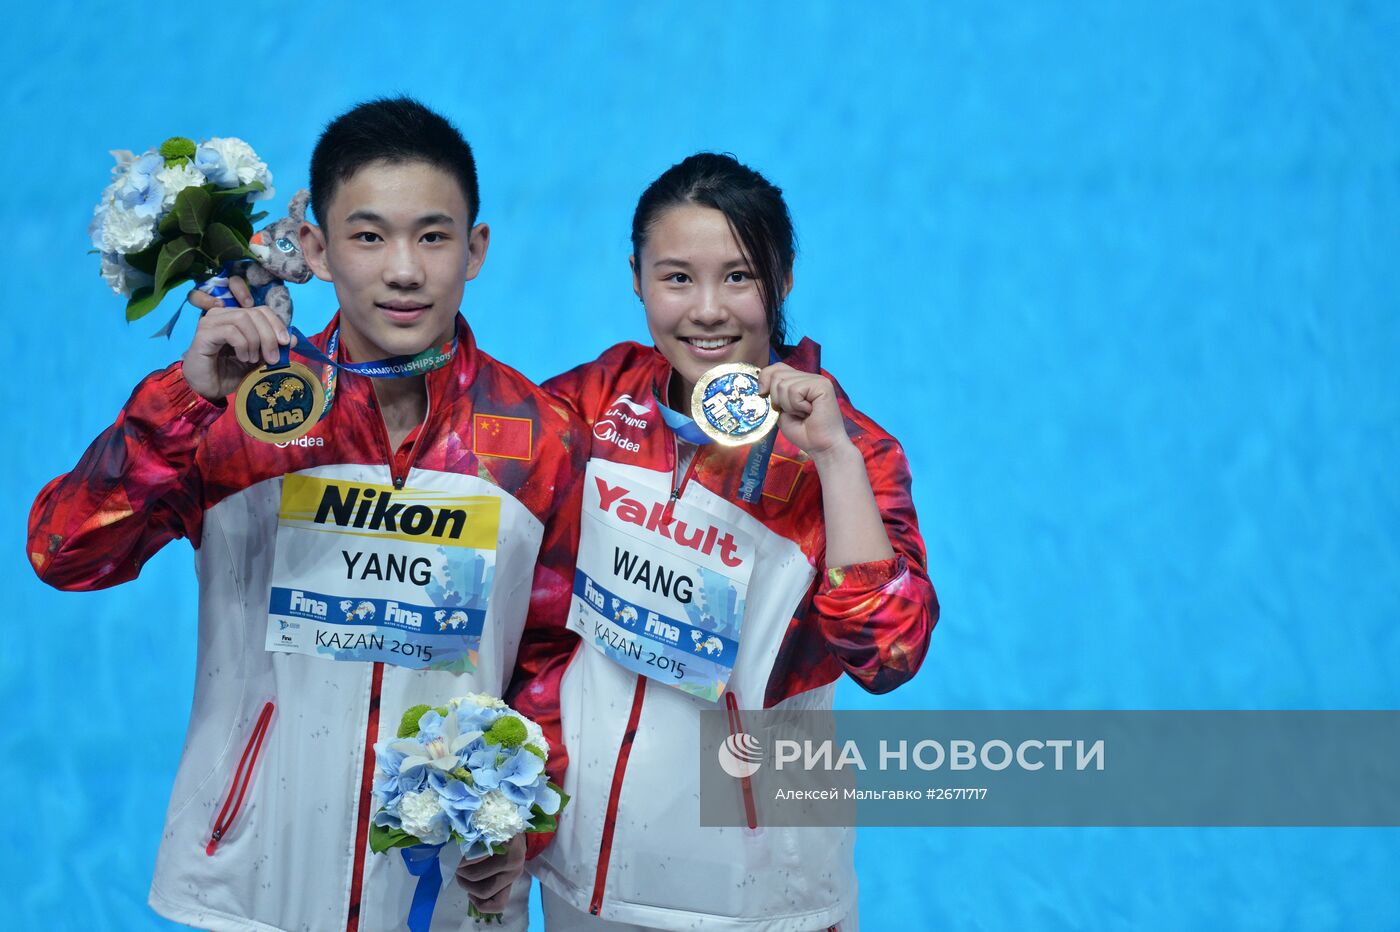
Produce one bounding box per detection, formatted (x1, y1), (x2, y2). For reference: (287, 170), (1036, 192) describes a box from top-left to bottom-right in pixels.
(569, 459), (753, 702)
(265, 472), (501, 672)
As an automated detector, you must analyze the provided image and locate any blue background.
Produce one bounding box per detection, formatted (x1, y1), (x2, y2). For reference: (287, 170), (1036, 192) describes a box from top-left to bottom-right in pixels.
(3, 1), (1398, 928)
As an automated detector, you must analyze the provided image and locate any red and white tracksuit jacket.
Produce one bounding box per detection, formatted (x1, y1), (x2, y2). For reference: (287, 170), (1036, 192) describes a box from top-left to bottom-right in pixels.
(27, 315), (585, 932)
(522, 340), (938, 931)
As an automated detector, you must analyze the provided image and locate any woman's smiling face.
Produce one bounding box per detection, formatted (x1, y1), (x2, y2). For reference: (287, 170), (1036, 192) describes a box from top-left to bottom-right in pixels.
(633, 204), (777, 403)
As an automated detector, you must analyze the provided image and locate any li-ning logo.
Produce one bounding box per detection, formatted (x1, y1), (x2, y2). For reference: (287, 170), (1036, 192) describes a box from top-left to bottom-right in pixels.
(718, 732), (763, 778)
(606, 392), (652, 421)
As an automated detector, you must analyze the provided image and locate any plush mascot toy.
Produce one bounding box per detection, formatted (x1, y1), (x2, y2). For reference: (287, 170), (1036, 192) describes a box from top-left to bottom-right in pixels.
(236, 189), (313, 326)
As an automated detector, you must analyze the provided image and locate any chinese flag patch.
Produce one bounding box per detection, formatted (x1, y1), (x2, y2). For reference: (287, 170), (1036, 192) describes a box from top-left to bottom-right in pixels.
(473, 413), (533, 461)
(762, 453), (804, 502)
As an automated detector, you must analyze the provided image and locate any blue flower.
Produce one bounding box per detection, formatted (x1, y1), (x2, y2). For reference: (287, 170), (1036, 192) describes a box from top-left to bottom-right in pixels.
(430, 771), (484, 838)
(454, 702), (503, 735)
(464, 744), (505, 790)
(115, 154), (165, 219)
(372, 740), (425, 812)
(194, 144), (234, 187)
(494, 746), (547, 809)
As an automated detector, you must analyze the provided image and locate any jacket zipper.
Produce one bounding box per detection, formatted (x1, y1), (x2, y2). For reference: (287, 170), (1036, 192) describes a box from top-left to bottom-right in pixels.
(590, 421), (701, 914)
(346, 379), (434, 931)
(590, 676), (648, 915)
(205, 701), (275, 856)
(725, 691), (759, 829)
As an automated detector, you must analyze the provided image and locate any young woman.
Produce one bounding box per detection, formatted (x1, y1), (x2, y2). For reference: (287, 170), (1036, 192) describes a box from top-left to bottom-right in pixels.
(521, 154), (938, 931)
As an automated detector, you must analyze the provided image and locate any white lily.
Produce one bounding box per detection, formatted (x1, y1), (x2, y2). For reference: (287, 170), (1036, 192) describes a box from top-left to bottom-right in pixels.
(389, 709), (482, 777)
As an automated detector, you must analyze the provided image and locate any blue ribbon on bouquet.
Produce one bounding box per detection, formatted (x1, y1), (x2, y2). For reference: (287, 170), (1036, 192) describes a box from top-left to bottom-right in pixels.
(400, 844), (445, 932)
(656, 349), (780, 504)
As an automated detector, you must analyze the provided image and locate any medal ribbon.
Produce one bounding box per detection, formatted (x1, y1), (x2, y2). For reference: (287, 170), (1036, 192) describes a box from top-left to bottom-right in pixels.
(261, 325), (455, 417)
(655, 349), (780, 504)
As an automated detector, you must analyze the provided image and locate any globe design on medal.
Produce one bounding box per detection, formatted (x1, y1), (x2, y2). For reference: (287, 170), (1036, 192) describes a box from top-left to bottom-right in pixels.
(691, 364), (778, 446)
(235, 361), (325, 444)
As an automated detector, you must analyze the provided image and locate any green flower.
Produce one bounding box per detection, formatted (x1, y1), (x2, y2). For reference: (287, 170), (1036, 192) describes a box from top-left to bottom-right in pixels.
(398, 704), (433, 738)
(484, 716), (527, 748)
(159, 136), (197, 165)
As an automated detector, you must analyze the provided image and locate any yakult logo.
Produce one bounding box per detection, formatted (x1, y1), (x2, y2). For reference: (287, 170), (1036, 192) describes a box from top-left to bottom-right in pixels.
(595, 478), (745, 568)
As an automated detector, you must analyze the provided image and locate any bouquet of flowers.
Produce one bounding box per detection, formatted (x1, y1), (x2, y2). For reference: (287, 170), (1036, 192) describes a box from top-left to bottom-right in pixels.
(372, 693), (567, 928)
(89, 135), (274, 321)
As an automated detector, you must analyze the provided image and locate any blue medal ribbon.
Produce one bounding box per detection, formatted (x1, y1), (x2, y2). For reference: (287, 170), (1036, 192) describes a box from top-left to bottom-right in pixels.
(400, 843), (445, 932)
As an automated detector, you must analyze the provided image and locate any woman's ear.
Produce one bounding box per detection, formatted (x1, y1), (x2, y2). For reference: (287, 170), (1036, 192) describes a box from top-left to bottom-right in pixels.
(630, 254), (643, 301)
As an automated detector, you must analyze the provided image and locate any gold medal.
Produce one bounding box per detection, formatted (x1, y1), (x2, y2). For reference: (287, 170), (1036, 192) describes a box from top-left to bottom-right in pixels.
(234, 361), (326, 444)
(690, 363), (779, 447)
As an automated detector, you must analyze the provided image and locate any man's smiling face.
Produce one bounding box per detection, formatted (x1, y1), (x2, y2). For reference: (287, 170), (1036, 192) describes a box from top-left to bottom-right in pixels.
(301, 159), (488, 361)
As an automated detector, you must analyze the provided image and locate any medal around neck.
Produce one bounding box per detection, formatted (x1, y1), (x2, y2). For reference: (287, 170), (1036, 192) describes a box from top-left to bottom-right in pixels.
(690, 363), (779, 446)
(234, 361), (325, 444)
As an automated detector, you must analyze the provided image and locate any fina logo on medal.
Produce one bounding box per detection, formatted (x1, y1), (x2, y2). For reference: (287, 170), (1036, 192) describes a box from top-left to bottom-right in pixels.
(235, 362), (325, 444)
(691, 363), (779, 446)
(718, 731), (764, 778)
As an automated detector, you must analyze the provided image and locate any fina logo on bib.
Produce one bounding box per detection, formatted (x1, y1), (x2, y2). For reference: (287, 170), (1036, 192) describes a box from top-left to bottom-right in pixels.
(279, 474), (500, 548)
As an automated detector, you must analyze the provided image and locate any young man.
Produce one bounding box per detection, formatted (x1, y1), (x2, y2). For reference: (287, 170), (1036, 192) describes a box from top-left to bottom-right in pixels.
(28, 98), (583, 931)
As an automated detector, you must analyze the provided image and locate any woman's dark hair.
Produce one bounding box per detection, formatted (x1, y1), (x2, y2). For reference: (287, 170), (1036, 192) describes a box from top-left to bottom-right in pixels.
(310, 97), (480, 228)
(631, 153), (795, 350)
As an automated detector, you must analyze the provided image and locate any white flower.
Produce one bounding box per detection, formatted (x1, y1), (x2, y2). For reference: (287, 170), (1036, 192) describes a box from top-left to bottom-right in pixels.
(198, 137), (274, 200)
(400, 788), (450, 845)
(100, 254), (153, 297)
(157, 161), (207, 209)
(449, 693), (508, 712)
(470, 790), (526, 844)
(101, 203), (158, 254)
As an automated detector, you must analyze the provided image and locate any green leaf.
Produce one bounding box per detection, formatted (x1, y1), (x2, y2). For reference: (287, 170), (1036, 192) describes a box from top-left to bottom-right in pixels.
(248, 211), (268, 225)
(124, 276), (185, 322)
(369, 823), (419, 854)
(173, 186), (213, 236)
(124, 285), (162, 322)
(125, 241), (163, 275)
(158, 211), (180, 239)
(154, 239), (198, 298)
(209, 181), (266, 200)
(215, 198), (256, 239)
(204, 222), (250, 266)
(550, 783), (571, 813)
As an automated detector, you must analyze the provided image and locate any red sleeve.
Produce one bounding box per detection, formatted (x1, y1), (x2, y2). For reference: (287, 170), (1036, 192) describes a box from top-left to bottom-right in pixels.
(505, 411), (587, 859)
(28, 363), (220, 591)
(542, 360), (603, 425)
(810, 436), (938, 694)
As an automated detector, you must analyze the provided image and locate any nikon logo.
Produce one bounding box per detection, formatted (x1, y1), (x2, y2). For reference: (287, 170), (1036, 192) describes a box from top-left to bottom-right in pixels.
(315, 484), (467, 539)
(280, 475), (500, 549)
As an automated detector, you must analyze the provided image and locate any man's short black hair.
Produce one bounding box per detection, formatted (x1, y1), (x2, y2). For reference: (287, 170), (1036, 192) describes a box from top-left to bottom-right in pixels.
(309, 96), (480, 228)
